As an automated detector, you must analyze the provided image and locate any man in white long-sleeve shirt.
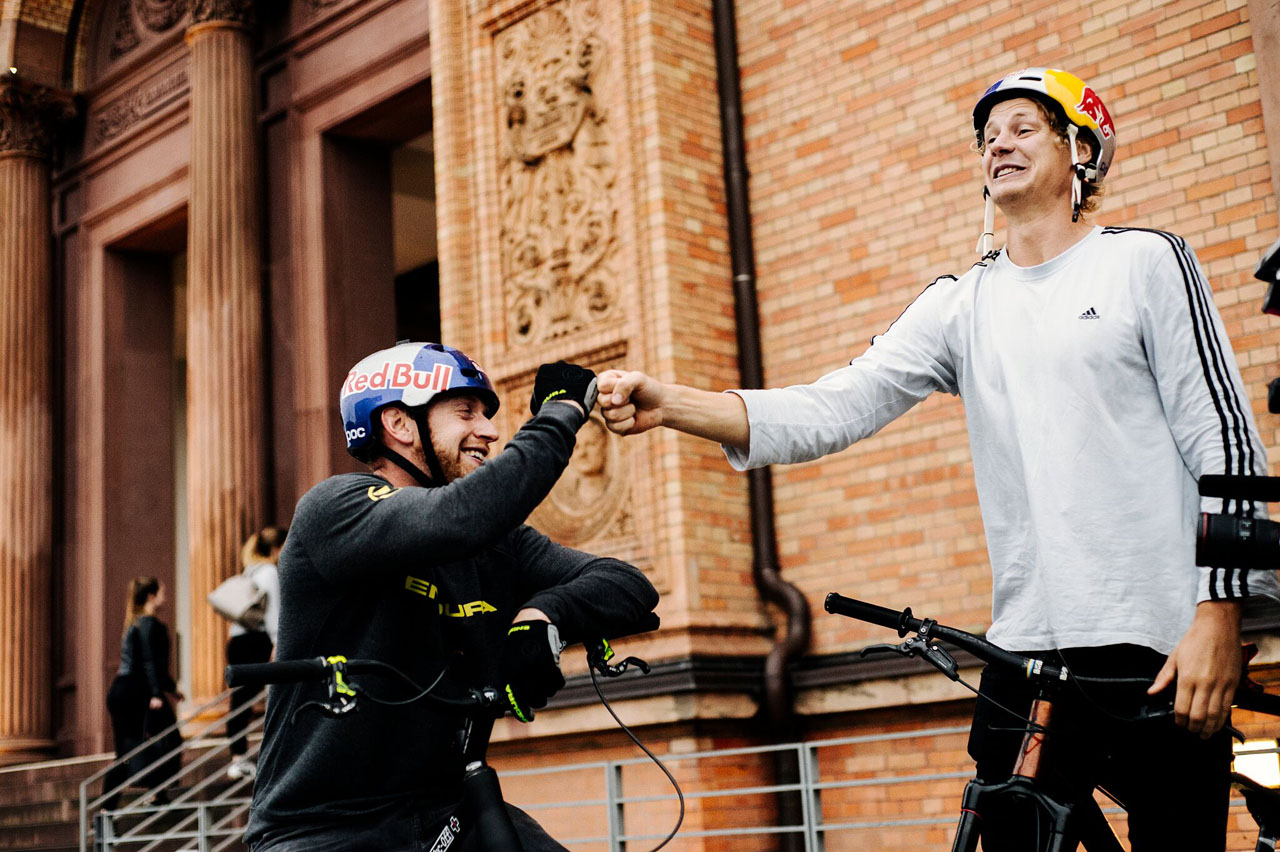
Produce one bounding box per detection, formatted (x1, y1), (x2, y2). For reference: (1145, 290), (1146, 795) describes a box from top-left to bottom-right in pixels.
(598, 68), (1279, 851)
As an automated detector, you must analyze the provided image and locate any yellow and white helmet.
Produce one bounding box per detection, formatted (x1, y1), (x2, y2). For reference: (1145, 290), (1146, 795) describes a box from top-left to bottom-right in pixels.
(972, 68), (1116, 249)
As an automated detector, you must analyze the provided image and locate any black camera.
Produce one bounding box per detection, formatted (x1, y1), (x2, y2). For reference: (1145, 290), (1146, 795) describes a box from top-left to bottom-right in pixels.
(1197, 475), (1280, 570)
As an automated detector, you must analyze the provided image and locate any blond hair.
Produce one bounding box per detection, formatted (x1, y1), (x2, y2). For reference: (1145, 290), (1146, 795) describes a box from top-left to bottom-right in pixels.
(241, 525), (288, 568)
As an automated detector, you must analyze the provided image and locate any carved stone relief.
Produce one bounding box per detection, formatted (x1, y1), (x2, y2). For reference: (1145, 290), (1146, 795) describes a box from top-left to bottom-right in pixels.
(496, 1), (620, 345)
(109, 0), (191, 60)
(190, 0), (256, 26)
(0, 79), (77, 158)
(499, 346), (631, 548)
(91, 66), (189, 146)
(529, 411), (628, 545)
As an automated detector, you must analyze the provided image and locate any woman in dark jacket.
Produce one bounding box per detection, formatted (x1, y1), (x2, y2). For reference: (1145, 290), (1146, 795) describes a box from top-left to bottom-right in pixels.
(101, 576), (184, 810)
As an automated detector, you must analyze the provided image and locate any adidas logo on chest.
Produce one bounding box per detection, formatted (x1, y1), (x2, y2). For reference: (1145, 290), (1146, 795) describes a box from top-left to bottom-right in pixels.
(1078, 306), (1100, 320)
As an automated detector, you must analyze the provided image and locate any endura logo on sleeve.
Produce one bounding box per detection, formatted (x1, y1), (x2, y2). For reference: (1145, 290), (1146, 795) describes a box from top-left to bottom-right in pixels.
(405, 576), (496, 617)
(441, 600), (497, 618)
(405, 576), (440, 599)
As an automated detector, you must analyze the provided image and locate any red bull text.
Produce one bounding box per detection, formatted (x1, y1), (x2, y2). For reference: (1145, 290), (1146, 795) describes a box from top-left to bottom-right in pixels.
(343, 362), (455, 396)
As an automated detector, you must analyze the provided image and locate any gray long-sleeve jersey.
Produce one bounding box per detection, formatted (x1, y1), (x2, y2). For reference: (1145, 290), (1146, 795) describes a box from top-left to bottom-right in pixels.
(246, 403), (658, 843)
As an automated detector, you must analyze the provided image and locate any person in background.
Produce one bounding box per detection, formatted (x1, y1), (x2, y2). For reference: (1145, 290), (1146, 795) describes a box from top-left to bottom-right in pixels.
(225, 525), (286, 781)
(102, 576), (184, 810)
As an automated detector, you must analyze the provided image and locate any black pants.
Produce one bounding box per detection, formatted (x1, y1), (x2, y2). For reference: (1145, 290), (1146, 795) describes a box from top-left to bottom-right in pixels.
(967, 644), (1232, 852)
(102, 676), (181, 808)
(251, 797), (567, 851)
(226, 631), (274, 757)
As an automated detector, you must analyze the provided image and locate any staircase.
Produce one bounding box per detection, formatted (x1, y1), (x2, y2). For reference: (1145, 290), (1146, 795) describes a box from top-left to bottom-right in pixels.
(0, 689), (264, 852)
(0, 755), (109, 852)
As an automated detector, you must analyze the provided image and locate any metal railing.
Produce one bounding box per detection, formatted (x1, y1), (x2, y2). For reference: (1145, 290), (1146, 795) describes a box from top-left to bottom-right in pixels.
(502, 724), (976, 851)
(79, 718), (1271, 850)
(501, 724), (1265, 851)
(80, 687), (267, 852)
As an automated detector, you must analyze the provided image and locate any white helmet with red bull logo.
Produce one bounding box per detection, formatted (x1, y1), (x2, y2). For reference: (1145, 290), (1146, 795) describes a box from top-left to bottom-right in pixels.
(340, 342), (499, 463)
(972, 68), (1117, 252)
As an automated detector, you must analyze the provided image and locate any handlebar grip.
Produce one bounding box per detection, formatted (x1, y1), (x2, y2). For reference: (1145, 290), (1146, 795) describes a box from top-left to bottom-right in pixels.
(824, 593), (917, 634)
(609, 611), (660, 639)
(225, 657), (328, 688)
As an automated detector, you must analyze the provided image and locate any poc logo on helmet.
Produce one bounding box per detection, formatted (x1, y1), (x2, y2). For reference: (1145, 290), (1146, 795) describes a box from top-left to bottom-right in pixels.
(345, 427), (367, 442)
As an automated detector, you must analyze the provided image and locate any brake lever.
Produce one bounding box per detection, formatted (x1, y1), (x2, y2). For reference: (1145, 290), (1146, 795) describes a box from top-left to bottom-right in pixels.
(288, 656), (360, 723)
(587, 638), (651, 678)
(860, 635), (960, 681)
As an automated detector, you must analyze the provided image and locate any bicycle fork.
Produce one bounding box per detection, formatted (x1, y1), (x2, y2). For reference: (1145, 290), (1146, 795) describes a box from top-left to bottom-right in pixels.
(951, 697), (1120, 852)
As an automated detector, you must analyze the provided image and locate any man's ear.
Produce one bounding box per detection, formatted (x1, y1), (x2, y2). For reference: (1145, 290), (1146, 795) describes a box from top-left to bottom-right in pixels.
(379, 406), (417, 448)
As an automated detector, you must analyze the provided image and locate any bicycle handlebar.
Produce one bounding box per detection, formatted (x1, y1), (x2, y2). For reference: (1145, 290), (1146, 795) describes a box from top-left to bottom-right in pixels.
(825, 593), (1068, 682)
(226, 612), (663, 691)
(825, 592), (1280, 717)
(225, 657), (329, 688)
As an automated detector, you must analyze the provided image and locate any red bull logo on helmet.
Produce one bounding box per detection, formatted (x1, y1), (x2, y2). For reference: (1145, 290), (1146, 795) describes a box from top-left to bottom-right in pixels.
(342, 361), (454, 397)
(1074, 87), (1114, 139)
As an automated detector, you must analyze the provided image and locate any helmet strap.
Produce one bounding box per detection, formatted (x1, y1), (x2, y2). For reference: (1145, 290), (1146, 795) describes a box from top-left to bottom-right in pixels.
(377, 447), (437, 488)
(409, 408), (450, 486)
(1068, 125), (1084, 223)
(976, 187), (996, 258)
(371, 406), (449, 488)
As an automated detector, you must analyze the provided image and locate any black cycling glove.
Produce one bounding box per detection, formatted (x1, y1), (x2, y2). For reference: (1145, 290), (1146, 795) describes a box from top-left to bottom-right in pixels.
(501, 621), (566, 723)
(531, 361), (598, 416)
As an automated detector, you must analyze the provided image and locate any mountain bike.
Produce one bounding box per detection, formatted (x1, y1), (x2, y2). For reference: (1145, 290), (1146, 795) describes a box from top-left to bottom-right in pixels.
(226, 614), (682, 851)
(824, 592), (1280, 852)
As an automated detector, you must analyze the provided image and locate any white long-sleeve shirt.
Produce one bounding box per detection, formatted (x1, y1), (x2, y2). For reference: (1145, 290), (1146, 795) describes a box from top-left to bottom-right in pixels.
(726, 226), (1280, 653)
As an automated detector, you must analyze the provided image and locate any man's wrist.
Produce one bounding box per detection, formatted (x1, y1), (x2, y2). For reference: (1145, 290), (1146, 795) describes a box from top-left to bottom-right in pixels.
(1195, 599), (1243, 629)
(513, 607), (551, 624)
(549, 400), (585, 417)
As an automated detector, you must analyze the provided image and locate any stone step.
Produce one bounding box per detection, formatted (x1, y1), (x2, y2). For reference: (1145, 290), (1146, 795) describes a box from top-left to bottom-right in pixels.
(0, 798), (77, 828)
(0, 819), (78, 851)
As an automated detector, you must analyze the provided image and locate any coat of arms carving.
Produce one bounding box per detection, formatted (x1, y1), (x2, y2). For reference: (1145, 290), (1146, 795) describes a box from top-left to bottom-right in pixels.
(496, 2), (619, 345)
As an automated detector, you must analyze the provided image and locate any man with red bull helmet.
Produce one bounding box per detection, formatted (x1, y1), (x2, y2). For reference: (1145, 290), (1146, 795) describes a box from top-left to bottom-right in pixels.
(598, 68), (1278, 850)
(245, 344), (658, 852)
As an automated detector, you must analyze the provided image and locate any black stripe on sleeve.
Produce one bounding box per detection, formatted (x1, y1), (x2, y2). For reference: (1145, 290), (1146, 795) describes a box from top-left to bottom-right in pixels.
(1101, 227), (1254, 490)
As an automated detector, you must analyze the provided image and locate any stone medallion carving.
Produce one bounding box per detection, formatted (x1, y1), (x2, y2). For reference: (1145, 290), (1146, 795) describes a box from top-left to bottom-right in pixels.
(109, 0), (191, 60)
(529, 411), (627, 545)
(496, 1), (620, 345)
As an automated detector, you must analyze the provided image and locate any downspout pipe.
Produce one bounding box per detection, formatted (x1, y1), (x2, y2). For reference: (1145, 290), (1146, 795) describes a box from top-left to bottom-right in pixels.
(710, 0), (812, 734)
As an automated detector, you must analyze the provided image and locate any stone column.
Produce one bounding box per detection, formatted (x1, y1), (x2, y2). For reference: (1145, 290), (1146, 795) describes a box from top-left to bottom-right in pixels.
(0, 77), (73, 765)
(185, 0), (267, 702)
